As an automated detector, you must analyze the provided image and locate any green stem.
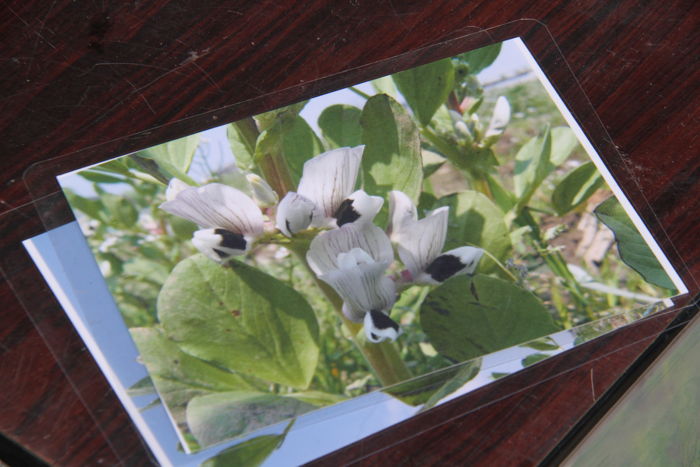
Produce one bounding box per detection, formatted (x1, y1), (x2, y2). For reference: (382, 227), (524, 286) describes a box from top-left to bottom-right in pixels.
(288, 243), (412, 386)
(348, 86), (371, 100)
(519, 208), (596, 321)
(232, 118), (260, 156)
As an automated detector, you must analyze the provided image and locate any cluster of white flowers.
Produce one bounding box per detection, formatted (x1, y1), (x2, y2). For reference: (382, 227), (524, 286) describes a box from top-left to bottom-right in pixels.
(160, 146), (483, 344)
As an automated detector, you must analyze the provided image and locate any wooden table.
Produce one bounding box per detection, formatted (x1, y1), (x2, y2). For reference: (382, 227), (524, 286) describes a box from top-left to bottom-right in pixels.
(1, 1), (698, 465)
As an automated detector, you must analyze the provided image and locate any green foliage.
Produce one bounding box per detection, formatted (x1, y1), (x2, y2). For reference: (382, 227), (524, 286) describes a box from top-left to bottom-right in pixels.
(254, 114), (324, 186)
(552, 161), (604, 215)
(457, 42), (502, 76)
(521, 353), (551, 367)
(420, 274), (560, 362)
(201, 426), (291, 467)
(435, 190), (511, 273)
(392, 58), (455, 126)
(360, 94), (423, 224)
(318, 104), (363, 148)
(594, 197), (675, 290)
(227, 122), (256, 172)
(186, 391), (314, 446)
(158, 254), (320, 389)
(138, 134), (200, 183)
(421, 358), (481, 410)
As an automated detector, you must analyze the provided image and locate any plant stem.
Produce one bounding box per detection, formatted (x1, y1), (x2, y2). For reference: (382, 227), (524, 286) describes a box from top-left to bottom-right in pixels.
(519, 208), (596, 321)
(348, 86), (371, 100)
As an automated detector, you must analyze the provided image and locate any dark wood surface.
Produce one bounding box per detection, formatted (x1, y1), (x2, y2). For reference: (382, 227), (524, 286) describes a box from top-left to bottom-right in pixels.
(1, 1), (698, 465)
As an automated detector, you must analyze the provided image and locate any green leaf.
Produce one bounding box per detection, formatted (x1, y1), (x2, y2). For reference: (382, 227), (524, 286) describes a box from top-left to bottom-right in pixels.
(392, 58), (455, 126)
(522, 353), (551, 367)
(283, 391), (347, 407)
(123, 258), (171, 285)
(434, 190), (512, 273)
(317, 104), (363, 148)
(158, 254), (320, 389)
(227, 123), (256, 172)
(421, 358), (481, 411)
(594, 197), (675, 289)
(522, 336), (560, 351)
(420, 274), (560, 362)
(550, 126), (580, 166)
(513, 127), (552, 200)
(139, 134), (200, 182)
(458, 42), (502, 75)
(101, 193), (138, 228)
(551, 161), (604, 215)
(167, 214), (197, 240)
(255, 115), (324, 186)
(126, 376), (155, 397)
(131, 326), (256, 451)
(371, 76), (399, 100)
(513, 127), (579, 210)
(384, 365), (459, 407)
(130, 327), (255, 410)
(92, 159), (133, 178)
(63, 188), (105, 221)
(187, 391), (314, 447)
(254, 100), (308, 131)
(360, 94), (423, 225)
(78, 170), (127, 184)
(201, 421), (294, 467)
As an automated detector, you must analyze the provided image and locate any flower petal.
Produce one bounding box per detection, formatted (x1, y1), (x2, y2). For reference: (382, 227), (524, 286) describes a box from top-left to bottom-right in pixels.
(387, 190), (418, 239)
(165, 178), (190, 202)
(192, 228), (249, 262)
(307, 223), (394, 275)
(342, 302), (365, 323)
(333, 190), (383, 227)
(297, 146), (363, 218)
(160, 183), (264, 236)
(422, 246), (484, 283)
(318, 251), (395, 314)
(485, 96), (511, 139)
(275, 192), (318, 237)
(364, 310), (401, 343)
(395, 207), (449, 278)
(246, 174), (278, 207)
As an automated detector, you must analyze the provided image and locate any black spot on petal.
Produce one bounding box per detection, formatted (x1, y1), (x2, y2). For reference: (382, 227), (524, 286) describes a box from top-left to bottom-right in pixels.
(213, 248), (229, 259)
(285, 219), (292, 234)
(425, 254), (465, 282)
(369, 310), (400, 332)
(334, 199), (360, 226)
(213, 229), (247, 257)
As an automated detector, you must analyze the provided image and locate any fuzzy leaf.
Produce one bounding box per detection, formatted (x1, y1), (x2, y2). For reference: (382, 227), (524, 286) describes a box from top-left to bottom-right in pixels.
(158, 254), (320, 389)
(594, 197), (675, 289)
(421, 274), (559, 362)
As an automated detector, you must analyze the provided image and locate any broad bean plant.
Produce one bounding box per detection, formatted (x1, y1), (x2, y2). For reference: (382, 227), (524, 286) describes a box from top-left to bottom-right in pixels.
(65, 43), (673, 454)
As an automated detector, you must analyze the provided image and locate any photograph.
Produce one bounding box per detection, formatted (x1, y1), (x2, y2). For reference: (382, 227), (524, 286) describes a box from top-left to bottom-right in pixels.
(56, 37), (680, 457)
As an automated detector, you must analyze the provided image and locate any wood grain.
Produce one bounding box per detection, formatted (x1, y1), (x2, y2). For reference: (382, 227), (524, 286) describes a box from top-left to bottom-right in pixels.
(1, 0), (698, 465)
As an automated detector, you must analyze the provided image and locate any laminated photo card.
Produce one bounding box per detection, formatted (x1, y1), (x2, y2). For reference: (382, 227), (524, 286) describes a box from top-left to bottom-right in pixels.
(24, 37), (685, 465)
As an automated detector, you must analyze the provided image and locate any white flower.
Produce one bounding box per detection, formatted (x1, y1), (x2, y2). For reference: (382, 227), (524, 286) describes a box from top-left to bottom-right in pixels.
(484, 96), (511, 139)
(317, 248), (400, 343)
(160, 179), (264, 260)
(192, 228), (251, 262)
(275, 146), (382, 236)
(389, 190), (484, 284)
(306, 222), (393, 276)
(307, 224), (400, 343)
(165, 178), (190, 202)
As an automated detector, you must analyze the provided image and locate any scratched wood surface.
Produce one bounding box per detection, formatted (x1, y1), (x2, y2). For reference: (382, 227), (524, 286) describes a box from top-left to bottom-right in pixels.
(1, 0), (699, 465)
